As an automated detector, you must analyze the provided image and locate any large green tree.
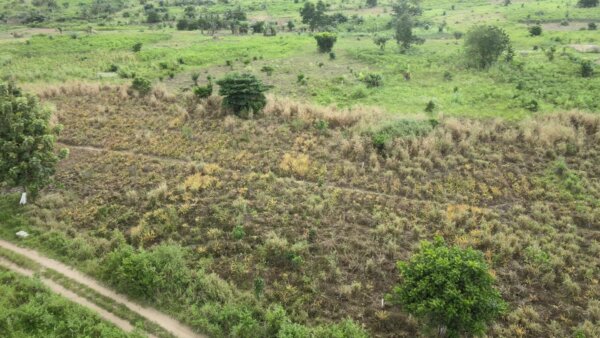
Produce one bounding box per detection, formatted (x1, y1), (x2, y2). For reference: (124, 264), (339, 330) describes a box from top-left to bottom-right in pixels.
(0, 83), (67, 203)
(464, 25), (511, 69)
(216, 73), (272, 118)
(389, 237), (506, 337)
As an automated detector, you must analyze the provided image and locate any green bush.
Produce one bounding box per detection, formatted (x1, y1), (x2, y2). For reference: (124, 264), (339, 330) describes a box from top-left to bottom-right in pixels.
(371, 119), (438, 151)
(216, 73), (272, 117)
(528, 24), (542, 36)
(464, 25), (511, 69)
(578, 0), (598, 8)
(389, 237), (506, 337)
(314, 32), (337, 53)
(361, 73), (383, 88)
(193, 82), (213, 99)
(589, 22), (598, 30)
(132, 42), (142, 52)
(581, 60), (594, 78)
(131, 77), (152, 96)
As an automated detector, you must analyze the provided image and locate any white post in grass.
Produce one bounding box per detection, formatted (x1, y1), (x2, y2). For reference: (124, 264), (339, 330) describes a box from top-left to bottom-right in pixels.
(19, 192), (27, 205)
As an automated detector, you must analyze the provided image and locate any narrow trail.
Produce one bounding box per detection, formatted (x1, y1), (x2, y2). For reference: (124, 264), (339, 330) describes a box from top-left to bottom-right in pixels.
(0, 239), (205, 338)
(0, 258), (149, 337)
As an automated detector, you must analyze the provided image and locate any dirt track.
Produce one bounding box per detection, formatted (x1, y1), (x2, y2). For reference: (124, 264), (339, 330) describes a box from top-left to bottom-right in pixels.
(0, 239), (205, 338)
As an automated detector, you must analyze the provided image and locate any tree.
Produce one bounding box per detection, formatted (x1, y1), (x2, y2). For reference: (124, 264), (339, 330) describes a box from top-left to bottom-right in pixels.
(314, 32), (337, 53)
(389, 237), (506, 337)
(464, 25), (511, 69)
(300, 1), (327, 31)
(392, 0), (422, 17)
(578, 0), (598, 8)
(287, 20), (295, 31)
(528, 24), (542, 36)
(394, 14), (422, 49)
(366, 0), (378, 8)
(216, 73), (272, 118)
(0, 83), (67, 203)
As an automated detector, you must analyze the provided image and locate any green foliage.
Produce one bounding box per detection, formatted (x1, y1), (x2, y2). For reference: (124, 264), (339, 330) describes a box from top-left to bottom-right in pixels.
(370, 118), (437, 151)
(361, 73), (383, 88)
(394, 14), (423, 50)
(314, 32), (337, 53)
(193, 81), (213, 99)
(578, 0), (598, 8)
(131, 77), (152, 96)
(132, 42), (142, 52)
(528, 24), (542, 36)
(366, 0), (378, 8)
(0, 269), (139, 338)
(392, 0), (422, 17)
(465, 25), (511, 69)
(589, 22), (598, 30)
(216, 73), (272, 117)
(373, 36), (390, 50)
(581, 60), (594, 78)
(389, 237), (506, 337)
(101, 243), (191, 301)
(0, 83), (66, 196)
(232, 225), (245, 240)
(424, 100), (436, 113)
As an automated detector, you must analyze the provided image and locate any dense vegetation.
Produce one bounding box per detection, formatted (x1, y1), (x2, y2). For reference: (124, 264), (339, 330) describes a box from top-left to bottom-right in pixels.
(0, 268), (143, 337)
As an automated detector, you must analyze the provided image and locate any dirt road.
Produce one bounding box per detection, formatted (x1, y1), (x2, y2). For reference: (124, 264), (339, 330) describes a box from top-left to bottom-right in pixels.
(0, 239), (205, 338)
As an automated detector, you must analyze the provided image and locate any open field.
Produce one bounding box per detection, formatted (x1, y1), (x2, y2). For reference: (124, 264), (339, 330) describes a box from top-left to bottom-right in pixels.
(1, 0), (600, 337)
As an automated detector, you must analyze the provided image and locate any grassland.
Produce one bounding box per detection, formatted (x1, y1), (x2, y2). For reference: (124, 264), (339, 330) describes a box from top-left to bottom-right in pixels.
(1, 0), (600, 337)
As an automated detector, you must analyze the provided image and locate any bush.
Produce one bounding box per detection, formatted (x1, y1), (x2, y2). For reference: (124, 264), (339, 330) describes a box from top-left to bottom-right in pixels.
(361, 73), (383, 87)
(131, 77), (152, 96)
(132, 42), (142, 52)
(529, 24), (542, 36)
(370, 119), (438, 151)
(373, 35), (390, 50)
(578, 0), (598, 8)
(314, 32), (337, 53)
(216, 73), (272, 117)
(589, 22), (598, 30)
(389, 237), (506, 337)
(464, 25), (511, 69)
(581, 60), (594, 78)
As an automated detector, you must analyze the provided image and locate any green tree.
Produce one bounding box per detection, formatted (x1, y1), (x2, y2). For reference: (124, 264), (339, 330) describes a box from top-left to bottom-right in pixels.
(314, 32), (337, 52)
(394, 14), (422, 49)
(578, 0), (598, 8)
(392, 0), (422, 17)
(0, 83), (67, 203)
(389, 237), (506, 337)
(464, 25), (511, 69)
(300, 1), (326, 31)
(366, 0), (378, 8)
(216, 73), (272, 118)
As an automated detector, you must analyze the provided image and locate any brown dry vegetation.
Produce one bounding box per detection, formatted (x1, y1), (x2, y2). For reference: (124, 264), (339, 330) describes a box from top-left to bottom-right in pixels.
(26, 84), (600, 337)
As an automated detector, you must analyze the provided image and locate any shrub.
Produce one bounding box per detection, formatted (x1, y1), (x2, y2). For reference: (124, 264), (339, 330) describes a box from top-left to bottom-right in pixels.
(329, 51), (336, 60)
(589, 22), (598, 30)
(216, 73), (272, 117)
(425, 100), (436, 113)
(132, 42), (142, 52)
(261, 65), (274, 76)
(361, 73), (383, 87)
(131, 77), (152, 96)
(373, 35), (390, 50)
(581, 60), (594, 78)
(193, 79), (213, 99)
(371, 119), (438, 151)
(578, 0), (598, 8)
(464, 25), (511, 69)
(389, 237), (506, 337)
(529, 24), (542, 36)
(314, 32), (337, 53)
(453, 31), (463, 39)
(366, 0), (377, 8)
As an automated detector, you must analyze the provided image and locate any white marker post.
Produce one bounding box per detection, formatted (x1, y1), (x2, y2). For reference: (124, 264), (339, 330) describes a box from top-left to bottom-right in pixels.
(19, 192), (27, 205)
